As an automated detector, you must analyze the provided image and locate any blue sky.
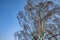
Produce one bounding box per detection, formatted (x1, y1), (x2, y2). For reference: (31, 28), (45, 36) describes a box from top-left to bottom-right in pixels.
(0, 0), (26, 40)
(0, 0), (60, 40)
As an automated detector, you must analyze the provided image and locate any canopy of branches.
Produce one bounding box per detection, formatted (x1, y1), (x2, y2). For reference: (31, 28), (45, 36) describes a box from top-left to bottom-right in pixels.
(14, 0), (60, 40)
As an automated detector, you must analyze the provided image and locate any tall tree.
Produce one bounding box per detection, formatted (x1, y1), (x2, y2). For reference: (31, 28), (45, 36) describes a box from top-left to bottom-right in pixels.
(14, 0), (60, 40)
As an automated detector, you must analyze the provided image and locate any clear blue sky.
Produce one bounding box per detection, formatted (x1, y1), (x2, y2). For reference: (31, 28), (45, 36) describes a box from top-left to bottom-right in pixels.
(0, 0), (60, 40)
(0, 0), (26, 40)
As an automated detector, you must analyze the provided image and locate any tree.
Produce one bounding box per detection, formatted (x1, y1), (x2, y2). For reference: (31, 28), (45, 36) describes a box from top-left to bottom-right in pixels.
(14, 0), (60, 40)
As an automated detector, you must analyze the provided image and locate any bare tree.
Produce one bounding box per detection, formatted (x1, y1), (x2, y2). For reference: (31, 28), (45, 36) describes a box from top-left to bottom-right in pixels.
(14, 0), (60, 40)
